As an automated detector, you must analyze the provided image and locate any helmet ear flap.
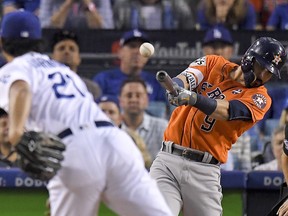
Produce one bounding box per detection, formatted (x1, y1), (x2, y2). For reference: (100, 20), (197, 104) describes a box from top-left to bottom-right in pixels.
(241, 55), (257, 88)
(241, 54), (253, 73)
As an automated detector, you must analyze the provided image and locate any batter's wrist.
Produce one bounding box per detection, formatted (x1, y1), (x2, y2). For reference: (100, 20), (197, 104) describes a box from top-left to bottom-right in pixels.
(172, 77), (184, 88)
(193, 94), (217, 116)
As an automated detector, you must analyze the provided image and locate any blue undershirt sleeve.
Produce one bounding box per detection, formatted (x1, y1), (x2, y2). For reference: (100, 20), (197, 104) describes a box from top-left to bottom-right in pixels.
(228, 100), (252, 121)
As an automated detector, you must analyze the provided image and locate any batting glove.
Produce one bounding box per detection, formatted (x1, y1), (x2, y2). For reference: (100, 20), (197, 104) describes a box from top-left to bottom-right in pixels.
(167, 86), (197, 107)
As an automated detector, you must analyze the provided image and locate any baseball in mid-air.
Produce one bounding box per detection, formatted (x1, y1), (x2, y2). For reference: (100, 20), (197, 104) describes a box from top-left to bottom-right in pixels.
(139, 42), (155, 57)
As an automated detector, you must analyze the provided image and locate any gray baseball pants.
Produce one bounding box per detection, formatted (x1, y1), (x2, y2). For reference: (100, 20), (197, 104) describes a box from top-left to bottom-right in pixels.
(150, 150), (223, 216)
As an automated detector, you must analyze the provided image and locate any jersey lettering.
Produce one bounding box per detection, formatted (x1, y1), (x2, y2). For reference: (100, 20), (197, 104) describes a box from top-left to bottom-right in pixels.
(200, 88), (225, 131)
(200, 116), (216, 132)
(182, 71), (197, 90)
(207, 87), (225, 100)
(199, 82), (213, 94)
(48, 72), (85, 99)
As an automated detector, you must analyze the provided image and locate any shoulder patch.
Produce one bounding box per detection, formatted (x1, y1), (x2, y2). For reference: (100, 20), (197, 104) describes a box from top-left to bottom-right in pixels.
(252, 94), (267, 109)
(189, 56), (206, 66)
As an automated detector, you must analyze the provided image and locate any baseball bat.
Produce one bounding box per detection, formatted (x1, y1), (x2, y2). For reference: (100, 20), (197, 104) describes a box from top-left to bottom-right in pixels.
(156, 71), (178, 96)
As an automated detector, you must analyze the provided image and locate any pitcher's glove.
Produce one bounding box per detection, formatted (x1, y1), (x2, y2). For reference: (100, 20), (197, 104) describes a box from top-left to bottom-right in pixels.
(14, 131), (66, 181)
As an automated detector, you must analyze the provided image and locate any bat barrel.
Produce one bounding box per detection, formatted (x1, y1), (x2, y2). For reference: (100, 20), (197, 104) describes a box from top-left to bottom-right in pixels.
(156, 70), (178, 96)
(156, 70), (168, 82)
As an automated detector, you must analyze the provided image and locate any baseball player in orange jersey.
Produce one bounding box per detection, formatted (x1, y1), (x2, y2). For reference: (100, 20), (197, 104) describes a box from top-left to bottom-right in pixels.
(150, 37), (287, 216)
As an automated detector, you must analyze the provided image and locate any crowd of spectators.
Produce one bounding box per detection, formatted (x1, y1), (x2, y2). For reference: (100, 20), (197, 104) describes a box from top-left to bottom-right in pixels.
(1, 0), (288, 30)
(1, 0), (288, 173)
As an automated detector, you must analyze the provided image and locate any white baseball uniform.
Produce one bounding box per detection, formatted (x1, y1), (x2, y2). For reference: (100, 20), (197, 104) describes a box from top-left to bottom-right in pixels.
(0, 52), (172, 216)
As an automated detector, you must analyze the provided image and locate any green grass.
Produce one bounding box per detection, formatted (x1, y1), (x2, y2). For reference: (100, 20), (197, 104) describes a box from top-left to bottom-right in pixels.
(0, 189), (48, 216)
(222, 190), (243, 216)
(0, 188), (242, 216)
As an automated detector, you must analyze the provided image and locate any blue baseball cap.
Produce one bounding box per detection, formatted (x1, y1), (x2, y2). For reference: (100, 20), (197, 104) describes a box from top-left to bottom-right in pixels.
(119, 29), (150, 46)
(0, 10), (41, 39)
(96, 95), (120, 109)
(203, 25), (233, 45)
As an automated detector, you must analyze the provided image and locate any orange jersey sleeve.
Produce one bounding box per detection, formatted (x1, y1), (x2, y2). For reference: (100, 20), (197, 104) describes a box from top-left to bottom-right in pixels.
(164, 55), (271, 163)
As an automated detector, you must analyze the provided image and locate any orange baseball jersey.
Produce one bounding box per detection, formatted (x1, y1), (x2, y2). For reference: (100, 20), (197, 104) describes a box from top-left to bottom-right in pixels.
(164, 55), (271, 163)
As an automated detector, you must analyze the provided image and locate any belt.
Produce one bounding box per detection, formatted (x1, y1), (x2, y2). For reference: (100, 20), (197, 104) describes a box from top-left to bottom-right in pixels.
(57, 121), (114, 139)
(162, 142), (220, 165)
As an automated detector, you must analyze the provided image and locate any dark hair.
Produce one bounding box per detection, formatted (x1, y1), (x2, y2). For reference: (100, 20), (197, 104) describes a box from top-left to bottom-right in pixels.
(0, 108), (8, 118)
(202, 0), (247, 29)
(1, 38), (44, 57)
(51, 30), (79, 50)
(119, 76), (147, 94)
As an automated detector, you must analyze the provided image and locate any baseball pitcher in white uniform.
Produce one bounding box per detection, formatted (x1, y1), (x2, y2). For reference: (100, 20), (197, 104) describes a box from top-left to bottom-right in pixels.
(0, 11), (172, 216)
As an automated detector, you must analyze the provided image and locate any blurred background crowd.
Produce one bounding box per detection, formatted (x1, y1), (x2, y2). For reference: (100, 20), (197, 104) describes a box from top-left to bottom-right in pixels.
(1, 0), (288, 172)
(1, 0), (288, 31)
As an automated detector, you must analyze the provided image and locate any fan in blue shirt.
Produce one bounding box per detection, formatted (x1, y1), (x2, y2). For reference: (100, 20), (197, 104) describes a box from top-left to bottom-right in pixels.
(266, 3), (288, 30)
(2, 0), (40, 15)
(93, 29), (167, 106)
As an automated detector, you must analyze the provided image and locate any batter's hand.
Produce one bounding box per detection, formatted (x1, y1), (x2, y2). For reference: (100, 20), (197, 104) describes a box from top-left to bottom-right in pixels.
(167, 86), (197, 107)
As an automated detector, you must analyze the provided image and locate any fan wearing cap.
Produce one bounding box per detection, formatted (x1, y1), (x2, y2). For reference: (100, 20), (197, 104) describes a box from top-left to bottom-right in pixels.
(97, 95), (122, 127)
(93, 29), (167, 114)
(0, 11), (173, 216)
(51, 29), (101, 100)
(51, 30), (81, 73)
(202, 24), (234, 60)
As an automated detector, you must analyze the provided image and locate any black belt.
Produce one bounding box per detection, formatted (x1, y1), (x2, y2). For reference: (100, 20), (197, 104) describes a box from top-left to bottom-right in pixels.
(58, 121), (114, 139)
(162, 143), (220, 165)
